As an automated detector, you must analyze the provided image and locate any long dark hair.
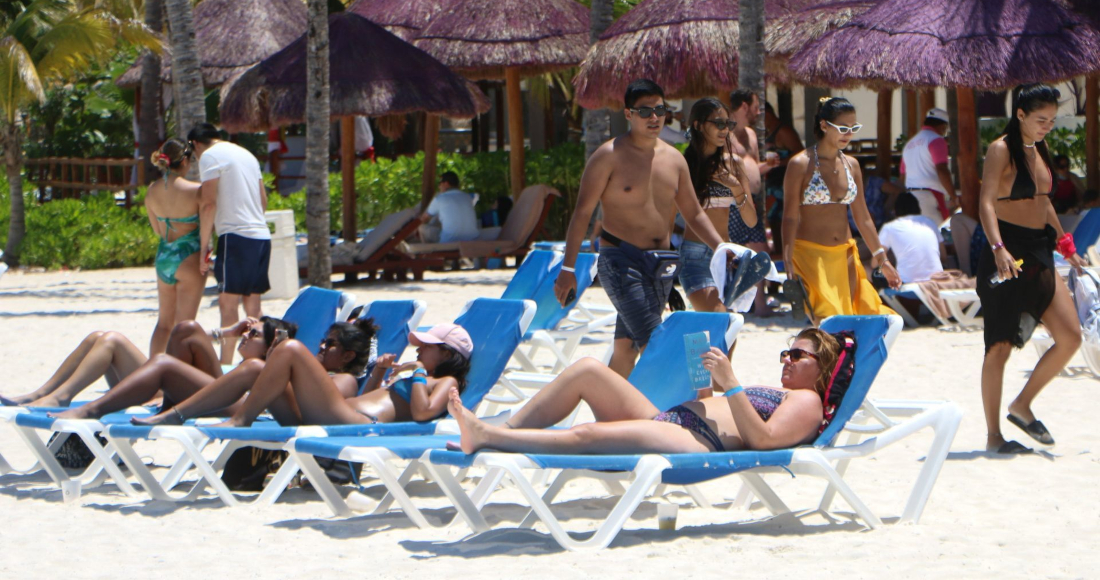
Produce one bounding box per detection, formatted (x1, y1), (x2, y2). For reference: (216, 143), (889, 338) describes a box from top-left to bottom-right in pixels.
(329, 317), (379, 376)
(433, 344), (471, 391)
(1003, 84), (1059, 197)
(683, 97), (737, 206)
(813, 97), (856, 139)
(261, 317), (298, 351)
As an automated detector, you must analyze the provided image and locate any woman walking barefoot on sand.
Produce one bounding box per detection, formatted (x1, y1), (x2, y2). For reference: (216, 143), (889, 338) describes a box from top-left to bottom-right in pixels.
(447, 328), (838, 455)
(49, 317), (297, 420)
(146, 138), (205, 355)
(977, 84), (1085, 454)
(0, 318), (257, 408)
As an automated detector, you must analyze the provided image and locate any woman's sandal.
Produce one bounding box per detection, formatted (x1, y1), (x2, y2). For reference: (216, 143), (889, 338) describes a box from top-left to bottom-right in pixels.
(1007, 413), (1055, 445)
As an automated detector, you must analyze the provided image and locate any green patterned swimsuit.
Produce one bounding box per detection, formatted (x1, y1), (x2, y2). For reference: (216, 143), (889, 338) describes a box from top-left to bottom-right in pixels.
(155, 215), (201, 284)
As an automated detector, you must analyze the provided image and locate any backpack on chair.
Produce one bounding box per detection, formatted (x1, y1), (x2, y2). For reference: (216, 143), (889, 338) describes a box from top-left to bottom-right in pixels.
(819, 330), (858, 433)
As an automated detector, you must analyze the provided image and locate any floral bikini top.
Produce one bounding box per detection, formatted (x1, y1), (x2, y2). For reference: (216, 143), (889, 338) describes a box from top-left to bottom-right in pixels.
(802, 145), (857, 206)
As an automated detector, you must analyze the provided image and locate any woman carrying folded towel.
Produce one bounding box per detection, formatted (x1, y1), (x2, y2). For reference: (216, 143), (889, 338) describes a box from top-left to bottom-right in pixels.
(48, 317), (300, 420)
(0, 318), (263, 408)
(448, 328), (839, 455)
(180, 322), (471, 428)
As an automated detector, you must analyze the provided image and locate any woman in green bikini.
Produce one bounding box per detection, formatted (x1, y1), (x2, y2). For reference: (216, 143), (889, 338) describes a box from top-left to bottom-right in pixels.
(146, 138), (204, 355)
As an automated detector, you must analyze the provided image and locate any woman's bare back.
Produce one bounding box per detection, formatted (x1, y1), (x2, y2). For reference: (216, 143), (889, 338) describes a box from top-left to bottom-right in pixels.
(146, 176), (201, 242)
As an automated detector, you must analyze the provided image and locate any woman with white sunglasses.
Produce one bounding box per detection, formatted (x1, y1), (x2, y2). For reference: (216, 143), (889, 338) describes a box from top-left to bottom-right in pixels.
(781, 96), (900, 323)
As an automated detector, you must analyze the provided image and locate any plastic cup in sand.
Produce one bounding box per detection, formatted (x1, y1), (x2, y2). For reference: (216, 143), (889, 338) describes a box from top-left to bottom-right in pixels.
(61, 479), (81, 504)
(657, 503), (679, 531)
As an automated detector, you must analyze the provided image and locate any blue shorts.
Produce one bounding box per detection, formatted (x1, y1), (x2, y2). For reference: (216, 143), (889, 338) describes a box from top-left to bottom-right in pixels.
(678, 239), (716, 296)
(215, 233), (271, 296)
(598, 244), (675, 350)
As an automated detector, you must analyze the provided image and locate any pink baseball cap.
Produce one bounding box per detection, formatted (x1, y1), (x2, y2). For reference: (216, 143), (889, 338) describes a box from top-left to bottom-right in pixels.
(409, 323), (473, 359)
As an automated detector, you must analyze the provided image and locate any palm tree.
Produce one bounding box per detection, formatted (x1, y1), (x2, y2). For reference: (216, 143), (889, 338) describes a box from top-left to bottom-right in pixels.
(0, 0), (159, 266)
(138, 0), (162, 183)
(304, 0), (332, 288)
(739, 0), (766, 150)
(583, 0), (614, 162)
(162, 0), (204, 141)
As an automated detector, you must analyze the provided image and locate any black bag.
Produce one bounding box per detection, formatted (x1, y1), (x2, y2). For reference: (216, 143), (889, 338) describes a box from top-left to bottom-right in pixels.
(48, 433), (105, 469)
(870, 266), (890, 290)
(221, 446), (289, 492)
(667, 287), (686, 312)
(819, 330), (858, 433)
(644, 249), (682, 281)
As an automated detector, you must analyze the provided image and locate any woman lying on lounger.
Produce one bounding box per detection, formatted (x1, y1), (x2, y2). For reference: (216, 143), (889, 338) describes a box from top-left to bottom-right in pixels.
(50, 316), (301, 420)
(0, 319), (263, 408)
(149, 322), (473, 428)
(448, 328), (839, 454)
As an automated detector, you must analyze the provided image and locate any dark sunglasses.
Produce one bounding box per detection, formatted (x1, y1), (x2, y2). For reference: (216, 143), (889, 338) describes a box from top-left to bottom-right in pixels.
(319, 337), (341, 351)
(706, 119), (736, 130)
(244, 327), (261, 340)
(780, 348), (819, 363)
(630, 105), (673, 119)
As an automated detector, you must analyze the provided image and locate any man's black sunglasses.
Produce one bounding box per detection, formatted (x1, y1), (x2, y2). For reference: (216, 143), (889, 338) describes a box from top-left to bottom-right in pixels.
(630, 105), (673, 119)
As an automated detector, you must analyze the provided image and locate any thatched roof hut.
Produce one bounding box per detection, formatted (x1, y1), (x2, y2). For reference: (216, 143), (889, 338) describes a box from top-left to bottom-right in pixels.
(413, 0), (589, 80)
(219, 12), (489, 133)
(787, 0), (1100, 90)
(764, 0), (878, 77)
(116, 0), (307, 88)
(347, 0), (447, 42)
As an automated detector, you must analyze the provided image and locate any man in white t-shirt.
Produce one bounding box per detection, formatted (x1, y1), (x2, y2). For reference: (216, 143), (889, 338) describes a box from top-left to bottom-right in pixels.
(419, 171), (479, 243)
(878, 192), (944, 284)
(900, 108), (956, 225)
(188, 123), (270, 363)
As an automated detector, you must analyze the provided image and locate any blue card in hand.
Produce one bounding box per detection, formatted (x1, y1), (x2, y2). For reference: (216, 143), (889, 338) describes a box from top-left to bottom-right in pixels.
(683, 331), (711, 390)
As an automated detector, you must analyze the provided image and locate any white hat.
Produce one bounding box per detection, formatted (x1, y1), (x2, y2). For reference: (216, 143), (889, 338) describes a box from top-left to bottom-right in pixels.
(925, 108), (949, 124)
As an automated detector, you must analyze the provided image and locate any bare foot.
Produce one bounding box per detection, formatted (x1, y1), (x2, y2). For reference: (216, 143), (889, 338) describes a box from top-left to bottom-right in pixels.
(27, 395), (67, 408)
(1, 394), (35, 406)
(49, 406), (96, 420)
(1006, 401), (1035, 423)
(447, 387), (488, 454)
(205, 418), (246, 429)
(131, 410), (183, 426)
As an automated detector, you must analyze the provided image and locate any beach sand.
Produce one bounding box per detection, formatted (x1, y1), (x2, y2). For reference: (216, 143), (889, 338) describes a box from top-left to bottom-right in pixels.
(0, 266), (1096, 578)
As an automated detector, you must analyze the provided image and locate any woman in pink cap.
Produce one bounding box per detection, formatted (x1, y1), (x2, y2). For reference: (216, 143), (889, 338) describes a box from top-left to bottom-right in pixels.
(205, 322), (472, 427)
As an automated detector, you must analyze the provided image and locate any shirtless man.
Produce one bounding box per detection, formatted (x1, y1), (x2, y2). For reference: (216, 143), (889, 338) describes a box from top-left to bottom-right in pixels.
(729, 89), (780, 315)
(555, 79), (726, 377)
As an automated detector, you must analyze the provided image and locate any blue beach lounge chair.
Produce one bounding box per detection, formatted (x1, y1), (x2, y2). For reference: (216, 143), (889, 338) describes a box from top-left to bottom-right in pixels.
(282, 311), (744, 523)
(420, 315), (961, 551)
(92, 298), (535, 507)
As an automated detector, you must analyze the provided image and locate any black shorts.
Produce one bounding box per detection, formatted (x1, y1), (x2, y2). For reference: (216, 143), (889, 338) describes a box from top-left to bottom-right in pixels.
(214, 233), (271, 296)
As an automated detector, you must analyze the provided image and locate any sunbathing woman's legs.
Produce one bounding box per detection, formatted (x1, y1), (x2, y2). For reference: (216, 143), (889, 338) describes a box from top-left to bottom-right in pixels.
(130, 359), (267, 425)
(51, 354), (216, 419)
(212, 340), (366, 427)
(506, 357), (661, 429)
(1, 331), (148, 407)
(164, 320), (222, 378)
(448, 389), (710, 455)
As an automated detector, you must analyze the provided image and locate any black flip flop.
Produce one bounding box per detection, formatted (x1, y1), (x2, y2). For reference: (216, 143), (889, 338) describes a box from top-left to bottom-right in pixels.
(1007, 414), (1055, 445)
(990, 440), (1033, 455)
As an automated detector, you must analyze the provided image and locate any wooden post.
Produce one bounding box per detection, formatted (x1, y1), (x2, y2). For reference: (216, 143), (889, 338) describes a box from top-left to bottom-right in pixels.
(505, 67), (526, 195)
(495, 85), (506, 151)
(420, 114), (441, 211)
(918, 89), (936, 120)
(340, 116), (357, 244)
(905, 90), (918, 136)
(956, 87), (980, 219)
(877, 89), (893, 180)
(1087, 75), (1099, 191)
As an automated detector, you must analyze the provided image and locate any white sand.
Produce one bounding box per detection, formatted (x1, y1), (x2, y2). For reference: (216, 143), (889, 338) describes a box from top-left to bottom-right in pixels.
(0, 266), (1096, 578)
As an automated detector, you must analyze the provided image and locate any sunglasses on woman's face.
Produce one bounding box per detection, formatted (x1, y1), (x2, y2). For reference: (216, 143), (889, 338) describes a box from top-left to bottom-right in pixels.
(630, 105), (673, 119)
(319, 338), (341, 351)
(706, 119), (736, 130)
(825, 120), (864, 135)
(244, 327), (261, 340)
(780, 348), (819, 363)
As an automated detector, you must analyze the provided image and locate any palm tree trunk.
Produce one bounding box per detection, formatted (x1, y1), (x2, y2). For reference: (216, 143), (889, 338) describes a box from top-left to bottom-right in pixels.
(163, 0), (205, 143)
(138, 0), (163, 183)
(582, 0), (614, 162)
(2, 123), (25, 266)
(305, 0), (332, 288)
(739, 0), (766, 151)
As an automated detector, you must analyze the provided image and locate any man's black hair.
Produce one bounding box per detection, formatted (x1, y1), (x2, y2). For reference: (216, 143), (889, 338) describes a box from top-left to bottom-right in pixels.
(894, 192), (921, 218)
(624, 79), (665, 109)
(440, 171), (460, 189)
(729, 88), (757, 111)
(187, 122), (222, 145)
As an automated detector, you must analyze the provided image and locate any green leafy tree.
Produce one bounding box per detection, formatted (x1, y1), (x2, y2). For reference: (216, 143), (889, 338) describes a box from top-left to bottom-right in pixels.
(0, 0), (159, 266)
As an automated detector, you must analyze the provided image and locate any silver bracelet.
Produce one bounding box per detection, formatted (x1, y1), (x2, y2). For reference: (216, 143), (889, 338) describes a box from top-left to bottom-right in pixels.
(561, 265), (575, 273)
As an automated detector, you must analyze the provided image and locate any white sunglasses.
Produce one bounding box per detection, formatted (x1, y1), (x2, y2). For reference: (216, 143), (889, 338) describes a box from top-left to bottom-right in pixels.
(825, 120), (863, 135)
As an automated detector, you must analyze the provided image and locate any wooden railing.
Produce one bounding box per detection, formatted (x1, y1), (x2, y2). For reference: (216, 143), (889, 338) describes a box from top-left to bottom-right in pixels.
(24, 157), (145, 208)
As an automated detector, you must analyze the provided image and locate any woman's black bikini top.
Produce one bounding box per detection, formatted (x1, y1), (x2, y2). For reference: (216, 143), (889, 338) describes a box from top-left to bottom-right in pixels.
(999, 159), (1052, 201)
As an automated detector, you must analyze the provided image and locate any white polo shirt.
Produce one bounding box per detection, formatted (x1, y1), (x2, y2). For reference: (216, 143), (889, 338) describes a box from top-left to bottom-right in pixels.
(199, 141), (269, 240)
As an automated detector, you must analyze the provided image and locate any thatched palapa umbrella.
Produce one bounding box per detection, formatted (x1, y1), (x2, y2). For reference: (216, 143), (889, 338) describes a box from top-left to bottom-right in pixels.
(347, 0), (447, 42)
(765, 0), (877, 77)
(415, 0), (589, 195)
(789, 0), (1100, 215)
(116, 0), (307, 88)
(221, 12), (489, 243)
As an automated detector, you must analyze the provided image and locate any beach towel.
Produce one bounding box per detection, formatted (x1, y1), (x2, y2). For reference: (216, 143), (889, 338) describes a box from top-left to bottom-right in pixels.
(709, 243), (781, 312)
(791, 238), (896, 321)
(913, 270), (976, 322)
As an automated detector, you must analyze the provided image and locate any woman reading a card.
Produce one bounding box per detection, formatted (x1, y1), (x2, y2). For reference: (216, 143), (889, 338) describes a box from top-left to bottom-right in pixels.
(447, 328), (839, 454)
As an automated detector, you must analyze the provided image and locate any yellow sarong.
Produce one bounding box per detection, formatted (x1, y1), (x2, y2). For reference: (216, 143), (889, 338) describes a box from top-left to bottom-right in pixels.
(792, 238), (896, 322)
